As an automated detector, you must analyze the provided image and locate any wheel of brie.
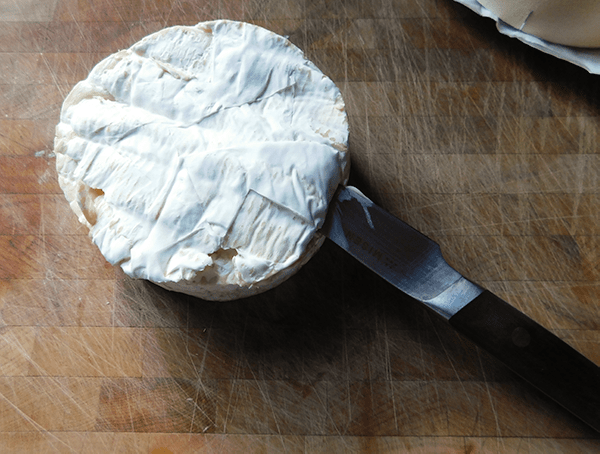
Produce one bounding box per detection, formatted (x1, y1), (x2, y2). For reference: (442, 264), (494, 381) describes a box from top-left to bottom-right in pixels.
(54, 20), (349, 301)
(478, 0), (600, 48)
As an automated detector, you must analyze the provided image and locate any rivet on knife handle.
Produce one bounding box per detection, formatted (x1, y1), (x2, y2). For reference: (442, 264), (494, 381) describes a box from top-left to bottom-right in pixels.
(323, 185), (600, 432)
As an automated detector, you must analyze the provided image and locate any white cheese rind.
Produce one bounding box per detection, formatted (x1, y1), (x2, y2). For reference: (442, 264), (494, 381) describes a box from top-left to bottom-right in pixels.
(54, 20), (349, 301)
(478, 0), (600, 48)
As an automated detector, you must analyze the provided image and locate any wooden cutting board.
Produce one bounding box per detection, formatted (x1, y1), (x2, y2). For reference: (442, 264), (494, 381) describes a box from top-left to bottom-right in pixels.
(1, 0), (599, 452)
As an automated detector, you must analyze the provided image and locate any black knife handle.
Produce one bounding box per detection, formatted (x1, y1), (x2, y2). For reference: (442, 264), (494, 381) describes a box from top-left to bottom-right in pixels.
(449, 290), (600, 432)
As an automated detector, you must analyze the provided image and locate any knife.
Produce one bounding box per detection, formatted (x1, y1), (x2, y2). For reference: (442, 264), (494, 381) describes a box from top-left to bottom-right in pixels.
(322, 185), (600, 433)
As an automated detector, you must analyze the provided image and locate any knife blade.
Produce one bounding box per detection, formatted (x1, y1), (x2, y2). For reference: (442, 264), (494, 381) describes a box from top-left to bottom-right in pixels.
(322, 185), (600, 433)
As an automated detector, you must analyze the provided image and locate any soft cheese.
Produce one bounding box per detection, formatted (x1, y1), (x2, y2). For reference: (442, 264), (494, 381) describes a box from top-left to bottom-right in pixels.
(478, 0), (600, 48)
(54, 20), (349, 300)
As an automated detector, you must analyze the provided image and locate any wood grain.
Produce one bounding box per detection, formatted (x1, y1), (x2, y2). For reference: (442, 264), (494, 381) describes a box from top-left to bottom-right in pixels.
(1, 0), (599, 452)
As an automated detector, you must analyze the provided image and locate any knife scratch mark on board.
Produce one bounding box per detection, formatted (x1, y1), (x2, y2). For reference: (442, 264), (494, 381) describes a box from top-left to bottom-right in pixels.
(109, 0), (128, 26)
(482, 376), (503, 437)
(381, 322), (399, 432)
(161, 0), (177, 28)
(0, 131), (38, 155)
(40, 53), (67, 100)
(0, 389), (75, 451)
